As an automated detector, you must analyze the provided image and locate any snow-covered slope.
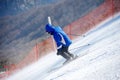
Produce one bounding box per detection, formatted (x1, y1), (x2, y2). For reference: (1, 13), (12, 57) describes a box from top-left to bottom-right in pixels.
(7, 13), (120, 80)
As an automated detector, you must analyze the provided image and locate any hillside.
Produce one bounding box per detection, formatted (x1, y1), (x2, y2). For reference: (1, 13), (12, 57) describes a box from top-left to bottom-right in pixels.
(0, 0), (60, 17)
(0, 0), (104, 65)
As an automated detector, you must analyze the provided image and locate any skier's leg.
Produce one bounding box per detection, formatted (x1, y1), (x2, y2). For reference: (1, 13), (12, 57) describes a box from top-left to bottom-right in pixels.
(59, 52), (72, 60)
(67, 52), (75, 58)
(63, 46), (75, 58)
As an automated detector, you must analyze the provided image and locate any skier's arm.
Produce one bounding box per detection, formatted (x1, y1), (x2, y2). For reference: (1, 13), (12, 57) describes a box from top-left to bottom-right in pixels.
(54, 33), (64, 50)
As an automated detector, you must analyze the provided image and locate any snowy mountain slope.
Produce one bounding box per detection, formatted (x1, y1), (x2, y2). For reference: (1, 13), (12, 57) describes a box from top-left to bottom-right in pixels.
(6, 13), (120, 80)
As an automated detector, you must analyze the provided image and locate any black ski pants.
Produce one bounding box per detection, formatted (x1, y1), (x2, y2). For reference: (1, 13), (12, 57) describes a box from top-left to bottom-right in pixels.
(58, 46), (74, 60)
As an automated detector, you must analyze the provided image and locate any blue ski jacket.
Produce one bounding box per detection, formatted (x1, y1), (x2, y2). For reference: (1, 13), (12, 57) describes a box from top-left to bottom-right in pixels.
(45, 24), (72, 49)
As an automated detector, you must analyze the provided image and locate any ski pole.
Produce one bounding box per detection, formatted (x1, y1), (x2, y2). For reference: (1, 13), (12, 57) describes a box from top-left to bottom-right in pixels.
(48, 16), (56, 50)
(70, 44), (90, 51)
(67, 33), (86, 37)
(48, 16), (52, 25)
(67, 33), (82, 36)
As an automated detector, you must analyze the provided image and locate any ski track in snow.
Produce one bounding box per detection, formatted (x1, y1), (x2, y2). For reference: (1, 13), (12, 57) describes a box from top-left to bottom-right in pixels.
(6, 13), (120, 80)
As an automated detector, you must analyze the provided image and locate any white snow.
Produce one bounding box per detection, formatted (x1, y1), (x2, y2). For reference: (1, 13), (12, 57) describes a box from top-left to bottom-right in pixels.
(6, 13), (120, 80)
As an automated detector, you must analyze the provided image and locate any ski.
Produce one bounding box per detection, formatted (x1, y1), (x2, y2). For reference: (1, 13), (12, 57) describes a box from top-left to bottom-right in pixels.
(63, 55), (79, 65)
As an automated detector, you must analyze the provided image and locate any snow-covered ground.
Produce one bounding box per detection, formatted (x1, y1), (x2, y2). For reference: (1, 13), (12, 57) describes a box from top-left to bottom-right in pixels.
(6, 13), (120, 80)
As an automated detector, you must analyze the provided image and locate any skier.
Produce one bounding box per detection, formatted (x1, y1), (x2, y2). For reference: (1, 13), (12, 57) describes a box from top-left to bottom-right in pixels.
(45, 24), (75, 62)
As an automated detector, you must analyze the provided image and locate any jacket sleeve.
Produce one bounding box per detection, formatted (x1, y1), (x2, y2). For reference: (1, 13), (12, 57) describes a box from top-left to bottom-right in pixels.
(54, 33), (65, 49)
